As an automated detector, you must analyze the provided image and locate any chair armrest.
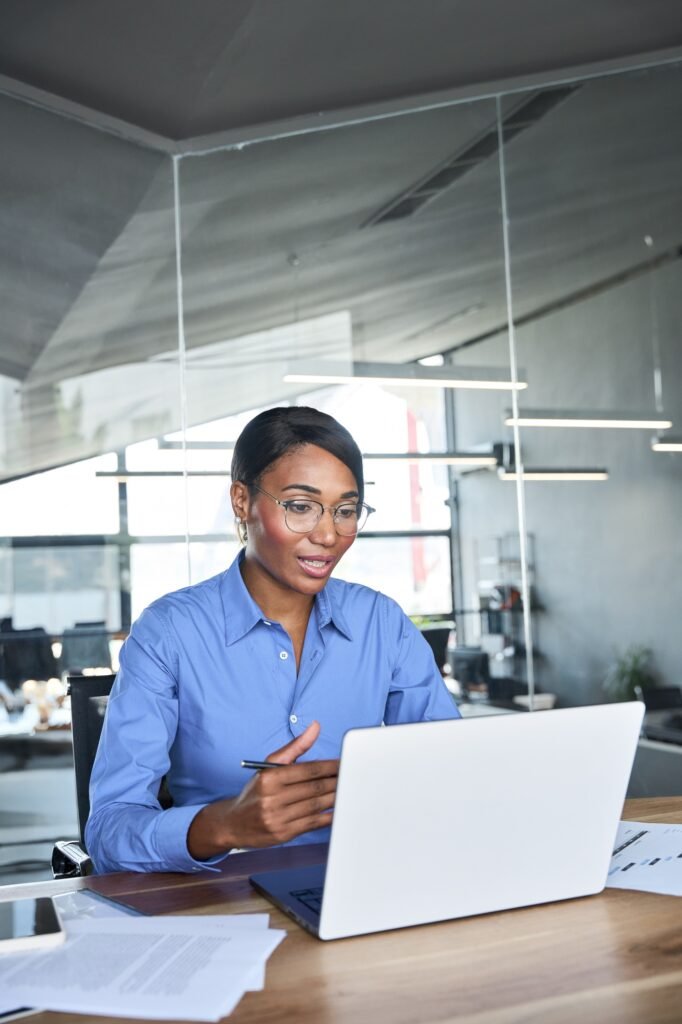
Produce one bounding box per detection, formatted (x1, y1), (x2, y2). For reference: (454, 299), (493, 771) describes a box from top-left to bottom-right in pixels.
(51, 840), (93, 879)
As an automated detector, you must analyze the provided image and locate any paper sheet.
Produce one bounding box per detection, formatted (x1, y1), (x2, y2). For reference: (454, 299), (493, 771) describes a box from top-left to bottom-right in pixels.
(0, 909), (283, 1022)
(606, 820), (682, 896)
(0, 887), (139, 1022)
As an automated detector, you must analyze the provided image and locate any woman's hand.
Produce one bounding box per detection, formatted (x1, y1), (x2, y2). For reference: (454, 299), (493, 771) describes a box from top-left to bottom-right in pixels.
(187, 721), (338, 860)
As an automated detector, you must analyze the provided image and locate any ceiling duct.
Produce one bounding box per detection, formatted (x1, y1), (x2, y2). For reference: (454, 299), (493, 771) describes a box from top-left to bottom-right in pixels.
(364, 85), (579, 227)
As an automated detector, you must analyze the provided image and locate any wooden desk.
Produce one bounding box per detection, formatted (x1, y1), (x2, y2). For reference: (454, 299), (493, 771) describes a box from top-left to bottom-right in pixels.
(3, 798), (681, 1024)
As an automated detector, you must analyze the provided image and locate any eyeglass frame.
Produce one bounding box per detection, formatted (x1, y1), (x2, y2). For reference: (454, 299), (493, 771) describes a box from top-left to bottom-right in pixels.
(250, 484), (375, 536)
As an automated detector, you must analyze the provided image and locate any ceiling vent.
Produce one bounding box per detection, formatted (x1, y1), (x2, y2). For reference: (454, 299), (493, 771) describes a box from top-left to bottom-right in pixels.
(364, 85), (578, 228)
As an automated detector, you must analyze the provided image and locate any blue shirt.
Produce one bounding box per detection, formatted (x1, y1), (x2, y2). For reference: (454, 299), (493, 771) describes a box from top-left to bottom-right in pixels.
(86, 551), (460, 874)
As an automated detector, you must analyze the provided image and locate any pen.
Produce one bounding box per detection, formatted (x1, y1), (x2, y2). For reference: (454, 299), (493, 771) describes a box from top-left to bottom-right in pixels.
(241, 759), (287, 770)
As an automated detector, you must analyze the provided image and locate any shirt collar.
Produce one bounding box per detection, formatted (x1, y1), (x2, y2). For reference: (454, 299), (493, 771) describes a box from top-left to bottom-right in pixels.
(220, 550), (354, 645)
(315, 580), (353, 641)
(221, 551), (265, 645)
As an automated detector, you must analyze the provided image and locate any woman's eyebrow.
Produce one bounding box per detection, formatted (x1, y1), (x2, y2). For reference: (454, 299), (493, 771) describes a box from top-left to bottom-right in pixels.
(282, 483), (321, 494)
(281, 483), (359, 499)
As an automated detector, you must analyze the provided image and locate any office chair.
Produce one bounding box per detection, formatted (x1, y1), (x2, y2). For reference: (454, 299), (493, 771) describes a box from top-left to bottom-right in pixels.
(59, 621), (112, 675)
(447, 646), (491, 697)
(52, 673), (174, 878)
(0, 619), (59, 690)
(634, 684), (682, 744)
(633, 685), (682, 711)
(419, 624), (453, 675)
(51, 673), (117, 878)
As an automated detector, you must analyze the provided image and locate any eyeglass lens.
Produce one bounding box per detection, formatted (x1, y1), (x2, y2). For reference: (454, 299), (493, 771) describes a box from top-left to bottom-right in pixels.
(284, 500), (369, 535)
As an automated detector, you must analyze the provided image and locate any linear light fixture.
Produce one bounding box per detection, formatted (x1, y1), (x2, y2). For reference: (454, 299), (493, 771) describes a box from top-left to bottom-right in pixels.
(505, 409), (672, 430)
(498, 468), (609, 482)
(285, 361), (527, 391)
(651, 436), (682, 452)
(158, 440), (235, 450)
(363, 452), (498, 466)
(95, 471), (228, 479)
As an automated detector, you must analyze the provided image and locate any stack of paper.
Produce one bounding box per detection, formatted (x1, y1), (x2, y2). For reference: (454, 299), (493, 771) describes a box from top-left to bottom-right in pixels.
(0, 911), (286, 1021)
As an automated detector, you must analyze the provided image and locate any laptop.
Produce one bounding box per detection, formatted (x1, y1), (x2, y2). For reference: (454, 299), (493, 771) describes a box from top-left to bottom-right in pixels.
(249, 701), (643, 940)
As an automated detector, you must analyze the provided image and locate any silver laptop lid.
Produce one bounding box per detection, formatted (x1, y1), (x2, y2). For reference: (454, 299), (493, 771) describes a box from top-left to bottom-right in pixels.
(319, 702), (643, 939)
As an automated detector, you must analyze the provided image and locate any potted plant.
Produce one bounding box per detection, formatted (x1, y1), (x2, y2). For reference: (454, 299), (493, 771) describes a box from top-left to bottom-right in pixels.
(602, 644), (657, 702)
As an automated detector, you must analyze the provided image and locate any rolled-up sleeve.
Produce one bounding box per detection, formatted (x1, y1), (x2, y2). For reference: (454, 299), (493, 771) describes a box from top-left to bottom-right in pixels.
(383, 603), (460, 725)
(85, 607), (226, 874)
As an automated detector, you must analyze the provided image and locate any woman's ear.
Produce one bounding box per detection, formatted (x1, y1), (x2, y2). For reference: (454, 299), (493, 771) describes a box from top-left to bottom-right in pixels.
(230, 480), (249, 521)
(230, 481), (250, 544)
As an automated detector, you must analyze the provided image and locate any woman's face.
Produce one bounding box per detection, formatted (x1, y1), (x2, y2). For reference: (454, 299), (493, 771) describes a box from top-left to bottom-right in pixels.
(232, 443), (359, 600)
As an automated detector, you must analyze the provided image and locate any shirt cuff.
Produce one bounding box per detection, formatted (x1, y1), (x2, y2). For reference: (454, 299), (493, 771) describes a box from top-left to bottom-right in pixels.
(153, 803), (232, 873)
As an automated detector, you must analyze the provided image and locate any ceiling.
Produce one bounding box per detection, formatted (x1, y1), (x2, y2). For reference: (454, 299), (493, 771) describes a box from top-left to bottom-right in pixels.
(1, 0), (681, 139)
(1, 1), (681, 479)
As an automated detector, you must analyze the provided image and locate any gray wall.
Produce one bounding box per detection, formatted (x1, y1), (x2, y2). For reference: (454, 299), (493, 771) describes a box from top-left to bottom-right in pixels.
(455, 261), (682, 705)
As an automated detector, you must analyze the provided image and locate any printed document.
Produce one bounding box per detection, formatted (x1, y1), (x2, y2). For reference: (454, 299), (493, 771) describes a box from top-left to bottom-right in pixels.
(0, 887), (140, 1023)
(0, 912), (284, 1021)
(606, 820), (682, 896)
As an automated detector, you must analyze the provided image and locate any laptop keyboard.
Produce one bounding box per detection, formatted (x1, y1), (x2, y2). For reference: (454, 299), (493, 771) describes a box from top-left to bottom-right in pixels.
(291, 886), (324, 915)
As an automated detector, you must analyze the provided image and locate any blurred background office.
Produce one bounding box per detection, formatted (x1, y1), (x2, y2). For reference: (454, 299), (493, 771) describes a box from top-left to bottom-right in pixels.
(1, 0), (681, 882)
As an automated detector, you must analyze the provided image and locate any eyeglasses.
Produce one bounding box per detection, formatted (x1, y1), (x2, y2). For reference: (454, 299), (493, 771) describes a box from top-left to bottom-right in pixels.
(252, 485), (375, 536)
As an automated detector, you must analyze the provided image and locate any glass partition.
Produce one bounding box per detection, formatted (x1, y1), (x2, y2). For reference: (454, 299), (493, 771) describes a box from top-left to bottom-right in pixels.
(0, 94), (179, 480)
(2, 57), (680, 739)
(0, 93), (177, 710)
(175, 97), (513, 646)
(499, 62), (682, 706)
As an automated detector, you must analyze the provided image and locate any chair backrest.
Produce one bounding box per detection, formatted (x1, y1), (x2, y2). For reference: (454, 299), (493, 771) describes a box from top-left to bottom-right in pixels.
(60, 622), (112, 675)
(418, 624), (452, 674)
(448, 645), (491, 696)
(0, 621), (59, 689)
(634, 685), (682, 711)
(67, 673), (117, 847)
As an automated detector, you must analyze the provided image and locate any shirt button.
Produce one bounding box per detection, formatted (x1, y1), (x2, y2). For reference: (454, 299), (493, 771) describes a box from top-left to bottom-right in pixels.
(279, 651), (288, 660)
(290, 714), (298, 724)
(263, 620), (271, 626)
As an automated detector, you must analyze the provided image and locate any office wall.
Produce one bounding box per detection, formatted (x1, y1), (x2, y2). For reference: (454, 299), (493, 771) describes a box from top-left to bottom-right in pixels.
(457, 265), (682, 703)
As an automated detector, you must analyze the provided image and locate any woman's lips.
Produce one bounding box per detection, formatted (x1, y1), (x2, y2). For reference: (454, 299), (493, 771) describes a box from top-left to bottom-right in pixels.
(297, 556), (335, 579)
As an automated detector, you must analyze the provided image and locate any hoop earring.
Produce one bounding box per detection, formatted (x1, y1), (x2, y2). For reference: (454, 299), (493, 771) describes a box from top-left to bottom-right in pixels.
(234, 515), (247, 545)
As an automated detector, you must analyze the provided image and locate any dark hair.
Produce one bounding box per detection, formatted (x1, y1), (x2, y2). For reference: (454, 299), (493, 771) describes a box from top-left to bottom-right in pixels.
(231, 406), (364, 502)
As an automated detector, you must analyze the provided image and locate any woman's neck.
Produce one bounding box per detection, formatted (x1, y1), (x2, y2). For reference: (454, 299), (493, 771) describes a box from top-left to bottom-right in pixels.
(239, 556), (314, 671)
(239, 555), (314, 629)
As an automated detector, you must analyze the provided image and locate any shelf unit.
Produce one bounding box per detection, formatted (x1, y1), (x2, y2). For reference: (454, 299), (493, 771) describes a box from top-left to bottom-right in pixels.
(472, 532), (537, 685)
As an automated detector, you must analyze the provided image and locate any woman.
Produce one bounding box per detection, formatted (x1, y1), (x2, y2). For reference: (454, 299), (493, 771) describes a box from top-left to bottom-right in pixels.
(86, 406), (459, 873)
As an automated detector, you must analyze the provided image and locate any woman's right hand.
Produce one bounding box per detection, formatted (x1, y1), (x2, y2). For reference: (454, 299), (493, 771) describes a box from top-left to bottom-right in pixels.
(187, 721), (338, 860)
